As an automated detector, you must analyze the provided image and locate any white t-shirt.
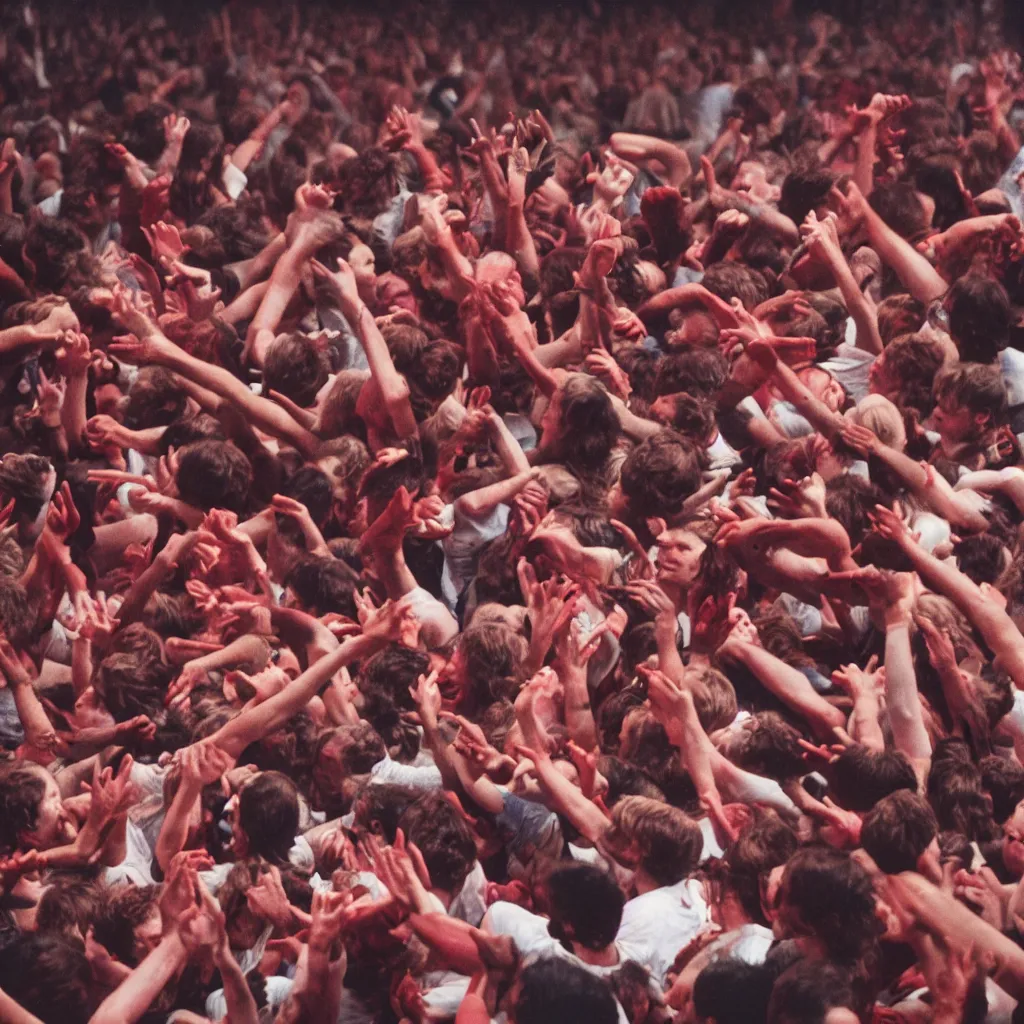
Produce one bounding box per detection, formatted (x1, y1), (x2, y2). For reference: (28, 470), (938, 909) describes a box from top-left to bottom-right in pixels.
(616, 878), (710, 987)
(396, 587), (459, 648)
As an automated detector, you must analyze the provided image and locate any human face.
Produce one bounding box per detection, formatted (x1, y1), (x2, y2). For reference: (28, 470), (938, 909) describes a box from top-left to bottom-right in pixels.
(931, 398), (982, 443)
(24, 769), (77, 850)
(348, 243), (376, 283)
(133, 907), (164, 962)
(655, 529), (706, 590)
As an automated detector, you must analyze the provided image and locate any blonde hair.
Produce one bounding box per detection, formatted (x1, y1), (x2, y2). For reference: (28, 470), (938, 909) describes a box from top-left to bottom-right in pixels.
(847, 394), (907, 451)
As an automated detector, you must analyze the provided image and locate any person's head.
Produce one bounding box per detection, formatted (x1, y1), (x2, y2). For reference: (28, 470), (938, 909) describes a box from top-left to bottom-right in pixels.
(693, 958), (775, 1024)
(876, 294), (926, 344)
(649, 392), (717, 445)
(441, 622), (527, 710)
(91, 885), (163, 966)
(655, 348), (730, 399)
(724, 809), (799, 924)
(284, 556), (359, 619)
(846, 394), (906, 451)
(0, 934), (91, 1024)
(175, 440), (253, 513)
(541, 373), (620, 474)
(868, 332), (945, 420)
(767, 960), (858, 1024)
(868, 181), (932, 240)
(860, 790), (940, 879)
(653, 526), (707, 592)
(544, 863), (625, 951)
(232, 771), (300, 863)
(0, 763), (75, 853)
(358, 643), (431, 710)
(775, 848), (879, 963)
(512, 957), (618, 1024)
(932, 362), (1007, 443)
(830, 745), (918, 812)
(264, 332), (330, 408)
(604, 796), (703, 886)
(312, 723), (387, 817)
(398, 790), (477, 894)
(778, 167), (835, 225)
(94, 648), (169, 721)
(0, 452), (57, 526)
(122, 367), (189, 429)
(944, 273), (1013, 364)
(615, 432), (703, 522)
(701, 261), (769, 311)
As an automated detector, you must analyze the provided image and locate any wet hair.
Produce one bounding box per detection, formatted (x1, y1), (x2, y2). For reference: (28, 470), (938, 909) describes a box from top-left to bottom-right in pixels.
(860, 790), (938, 874)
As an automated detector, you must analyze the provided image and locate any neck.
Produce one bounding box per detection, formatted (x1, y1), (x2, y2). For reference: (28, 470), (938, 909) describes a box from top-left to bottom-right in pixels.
(572, 942), (620, 967)
(632, 870), (661, 897)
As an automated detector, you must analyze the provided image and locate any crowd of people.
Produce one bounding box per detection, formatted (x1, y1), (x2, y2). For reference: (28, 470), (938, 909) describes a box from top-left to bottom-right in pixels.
(5, 0), (1024, 1021)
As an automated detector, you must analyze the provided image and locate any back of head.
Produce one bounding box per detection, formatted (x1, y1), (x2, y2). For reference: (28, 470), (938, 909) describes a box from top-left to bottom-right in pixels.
(693, 957), (775, 1024)
(831, 744), (917, 812)
(264, 332), (329, 408)
(607, 796), (702, 886)
(619, 431), (703, 520)
(0, 934), (91, 1024)
(176, 440), (253, 513)
(860, 790), (938, 874)
(239, 771), (300, 863)
(545, 862), (625, 950)
(946, 273), (1012, 363)
(515, 957), (618, 1024)
(768, 959), (855, 1024)
(398, 790), (477, 894)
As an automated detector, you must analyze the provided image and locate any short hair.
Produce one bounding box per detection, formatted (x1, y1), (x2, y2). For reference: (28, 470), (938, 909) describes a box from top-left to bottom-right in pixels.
(690, 664), (738, 732)
(725, 808), (799, 922)
(694, 958), (775, 1024)
(934, 362), (1008, 425)
(457, 622), (528, 709)
(876, 294), (926, 344)
(285, 556), (359, 618)
(122, 367), (188, 429)
(981, 756), (1024, 824)
(92, 885), (161, 965)
(654, 347), (729, 399)
(768, 960), (855, 1024)
(515, 957), (618, 1024)
(954, 534), (1008, 586)
(176, 440), (253, 513)
(861, 790), (938, 874)
(830, 745), (918, 812)
(398, 790), (477, 893)
(238, 771), (300, 864)
(618, 431), (703, 520)
(608, 796), (703, 886)
(778, 167), (835, 225)
(946, 273), (1013, 363)
(545, 863), (625, 950)
(702, 260), (769, 311)
(0, 766), (47, 853)
(0, 935), (91, 1024)
(263, 332), (329, 408)
(778, 847), (879, 963)
(879, 333), (945, 419)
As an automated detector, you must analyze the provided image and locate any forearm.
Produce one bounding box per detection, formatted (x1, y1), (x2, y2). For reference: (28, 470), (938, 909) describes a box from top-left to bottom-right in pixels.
(534, 756), (609, 843)
(609, 393), (661, 441)
(229, 233), (287, 293)
(116, 552), (178, 628)
(884, 620), (931, 763)
(821, 244), (882, 353)
(561, 666), (598, 751)
(215, 947), (260, 1024)
(88, 934), (187, 1024)
(727, 642), (845, 739)
(212, 634), (378, 758)
(769, 358), (845, 438)
(454, 471), (533, 519)
(407, 143), (446, 193)
(247, 246), (308, 356)
(852, 126), (878, 196)
(488, 413), (531, 475)
(231, 110), (284, 175)
(506, 200), (540, 286)
(0, 989), (44, 1024)
(863, 208), (947, 304)
(62, 372), (88, 448)
(154, 780), (202, 872)
(344, 299), (418, 439)
(192, 634), (271, 676)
